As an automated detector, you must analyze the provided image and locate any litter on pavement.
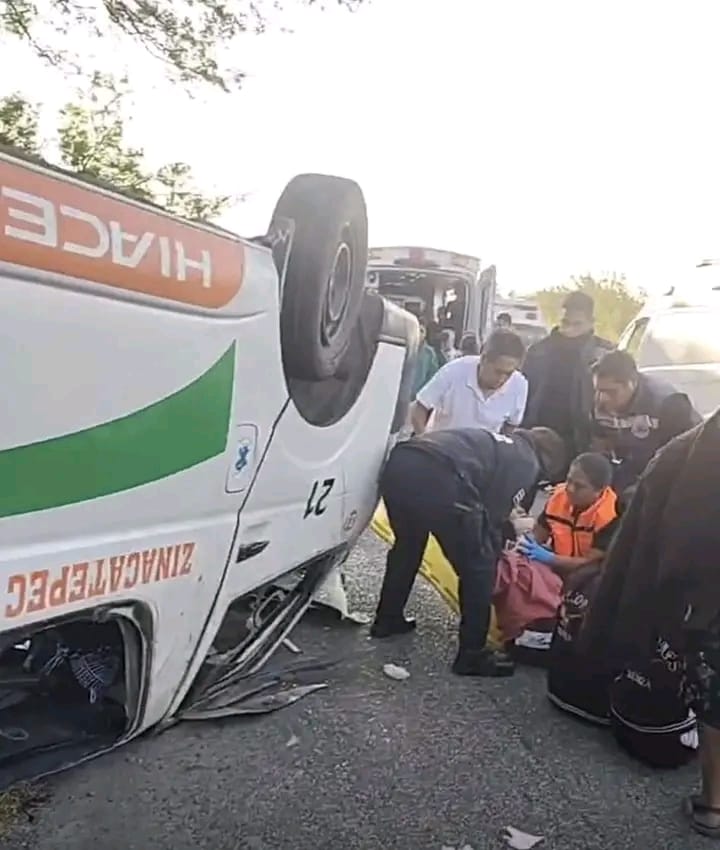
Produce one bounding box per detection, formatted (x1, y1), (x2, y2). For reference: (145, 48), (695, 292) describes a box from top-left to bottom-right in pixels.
(382, 663), (411, 681)
(502, 826), (544, 849)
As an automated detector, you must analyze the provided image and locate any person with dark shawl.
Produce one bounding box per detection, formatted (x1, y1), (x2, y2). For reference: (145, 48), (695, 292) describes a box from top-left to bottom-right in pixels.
(581, 409), (720, 839)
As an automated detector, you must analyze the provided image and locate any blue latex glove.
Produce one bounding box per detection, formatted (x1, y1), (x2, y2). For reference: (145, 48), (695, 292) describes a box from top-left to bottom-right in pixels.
(517, 534), (555, 566)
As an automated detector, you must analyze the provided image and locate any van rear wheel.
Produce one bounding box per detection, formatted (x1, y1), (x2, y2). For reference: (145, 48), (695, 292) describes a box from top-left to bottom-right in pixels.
(271, 174), (368, 381)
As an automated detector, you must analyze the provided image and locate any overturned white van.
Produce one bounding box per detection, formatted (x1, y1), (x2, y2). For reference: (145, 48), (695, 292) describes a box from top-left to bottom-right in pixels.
(0, 150), (418, 787)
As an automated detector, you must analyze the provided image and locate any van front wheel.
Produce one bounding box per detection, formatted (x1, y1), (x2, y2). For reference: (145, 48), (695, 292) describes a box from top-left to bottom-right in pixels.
(271, 174), (368, 381)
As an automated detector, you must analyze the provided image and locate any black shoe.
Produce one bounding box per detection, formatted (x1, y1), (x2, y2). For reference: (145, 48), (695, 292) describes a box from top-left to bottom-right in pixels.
(369, 617), (417, 639)
(452, 647), (515, 677)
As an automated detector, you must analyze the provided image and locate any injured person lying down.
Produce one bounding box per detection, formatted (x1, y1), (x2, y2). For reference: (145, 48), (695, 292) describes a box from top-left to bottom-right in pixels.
(492, 452), (619, 651)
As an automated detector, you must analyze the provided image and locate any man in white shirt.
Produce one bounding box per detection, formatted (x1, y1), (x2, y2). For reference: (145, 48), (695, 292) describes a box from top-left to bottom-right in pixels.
(410, 330), (528, 435)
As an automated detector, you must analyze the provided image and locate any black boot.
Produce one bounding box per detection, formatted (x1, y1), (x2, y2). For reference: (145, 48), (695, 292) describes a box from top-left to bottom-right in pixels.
(370, 617), (417, 639)
(452, 647), (515, 677)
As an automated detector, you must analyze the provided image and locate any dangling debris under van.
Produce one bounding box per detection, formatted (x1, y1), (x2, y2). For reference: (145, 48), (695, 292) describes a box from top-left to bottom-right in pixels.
(0, 551), (364, 790)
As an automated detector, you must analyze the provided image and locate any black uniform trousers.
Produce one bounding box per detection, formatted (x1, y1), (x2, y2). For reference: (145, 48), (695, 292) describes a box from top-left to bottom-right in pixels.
(375, 446), (497, 653)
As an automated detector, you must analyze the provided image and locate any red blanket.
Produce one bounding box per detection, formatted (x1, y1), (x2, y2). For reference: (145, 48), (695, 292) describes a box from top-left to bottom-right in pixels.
(493, 550), (563, 640)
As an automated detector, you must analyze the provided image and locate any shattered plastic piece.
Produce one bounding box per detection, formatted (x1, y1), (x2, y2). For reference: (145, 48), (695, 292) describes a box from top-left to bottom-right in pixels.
(286, 733), (300, 748)
(383, 663), (410, 681)
(312, 567), (352, 617)
(346, 611), (371, 625)
(282, 638), (302, 654)
(182, 683), (328, 719)
(309, 571), (372, 625)
(502, 826), (544, 849)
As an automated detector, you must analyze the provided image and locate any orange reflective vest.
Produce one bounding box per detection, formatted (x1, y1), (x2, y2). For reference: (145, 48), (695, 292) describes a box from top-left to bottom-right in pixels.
(544, 484), (617, 558)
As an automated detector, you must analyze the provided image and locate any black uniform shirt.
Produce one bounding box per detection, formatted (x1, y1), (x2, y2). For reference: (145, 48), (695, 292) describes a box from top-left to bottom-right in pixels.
(399, 427), (541, 526)
(592, 373), (701, 494)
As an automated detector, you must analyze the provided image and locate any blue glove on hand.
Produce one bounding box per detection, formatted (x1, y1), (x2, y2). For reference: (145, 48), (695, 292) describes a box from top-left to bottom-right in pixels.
(517, 534), (555, 566)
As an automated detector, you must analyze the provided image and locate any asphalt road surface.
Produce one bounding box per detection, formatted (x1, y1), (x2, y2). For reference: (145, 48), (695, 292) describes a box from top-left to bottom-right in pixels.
(4, 532), (710, 850)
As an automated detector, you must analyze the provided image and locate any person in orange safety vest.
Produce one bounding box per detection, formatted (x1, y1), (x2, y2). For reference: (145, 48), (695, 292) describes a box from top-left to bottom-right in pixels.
(518, 452), (619, 577)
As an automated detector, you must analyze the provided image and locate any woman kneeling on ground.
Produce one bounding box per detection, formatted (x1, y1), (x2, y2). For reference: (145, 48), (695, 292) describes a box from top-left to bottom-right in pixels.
(493, 452), (618, 644)
(520, 452), (618, 576)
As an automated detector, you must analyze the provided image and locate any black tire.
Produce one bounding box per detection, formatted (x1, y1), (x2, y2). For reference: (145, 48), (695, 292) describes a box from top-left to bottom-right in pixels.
(271, 174), (368, 381)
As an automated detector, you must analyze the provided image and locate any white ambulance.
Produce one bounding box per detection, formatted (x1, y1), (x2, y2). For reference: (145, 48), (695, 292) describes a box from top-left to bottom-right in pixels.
(366, 246), (497, 346)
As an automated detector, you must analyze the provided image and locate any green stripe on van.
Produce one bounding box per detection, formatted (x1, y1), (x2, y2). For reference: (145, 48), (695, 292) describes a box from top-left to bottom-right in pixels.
(0, 344), (235, 518)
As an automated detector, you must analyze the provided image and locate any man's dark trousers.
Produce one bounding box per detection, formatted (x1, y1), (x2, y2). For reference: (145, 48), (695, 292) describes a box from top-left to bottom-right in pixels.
(375, 446), (497, 652)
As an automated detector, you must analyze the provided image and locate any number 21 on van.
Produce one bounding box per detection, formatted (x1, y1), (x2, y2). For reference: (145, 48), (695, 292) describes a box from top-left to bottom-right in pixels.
(304, 479), (335, 519)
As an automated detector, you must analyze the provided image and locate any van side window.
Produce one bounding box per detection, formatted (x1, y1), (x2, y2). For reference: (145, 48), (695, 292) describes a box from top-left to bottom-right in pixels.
(640, 309), (720, 367)
(622, 318), (649, 358)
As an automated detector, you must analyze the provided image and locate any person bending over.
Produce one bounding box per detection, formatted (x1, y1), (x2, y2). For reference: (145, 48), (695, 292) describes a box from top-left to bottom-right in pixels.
(371, 425), (566, 677)
(591, 350), (701, 504)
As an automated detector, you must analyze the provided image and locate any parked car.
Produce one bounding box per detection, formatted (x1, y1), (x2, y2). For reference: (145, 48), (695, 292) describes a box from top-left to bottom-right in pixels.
(617, 263), (720, 417)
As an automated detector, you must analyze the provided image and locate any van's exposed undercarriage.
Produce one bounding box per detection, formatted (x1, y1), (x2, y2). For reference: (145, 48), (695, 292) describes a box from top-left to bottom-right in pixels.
(0, 547), (352, 791)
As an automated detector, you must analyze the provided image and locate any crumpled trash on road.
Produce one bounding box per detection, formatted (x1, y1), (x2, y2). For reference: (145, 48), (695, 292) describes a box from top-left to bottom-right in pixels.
(502, 825), (544, 849)
(382, 663), (410, 681)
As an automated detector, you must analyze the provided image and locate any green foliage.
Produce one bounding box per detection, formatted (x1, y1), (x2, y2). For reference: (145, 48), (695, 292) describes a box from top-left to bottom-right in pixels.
(0, 75), (231, 220)
(154, 162), (231, 220)
(532, 274), (646, 343)
(57, 73), (153, 201)
(0, 92), (41, 154)
(0, 0), (364, 90)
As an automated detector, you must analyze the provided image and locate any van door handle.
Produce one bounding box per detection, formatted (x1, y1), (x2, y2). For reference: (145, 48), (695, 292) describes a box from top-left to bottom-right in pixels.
(235, 541), (269, 563)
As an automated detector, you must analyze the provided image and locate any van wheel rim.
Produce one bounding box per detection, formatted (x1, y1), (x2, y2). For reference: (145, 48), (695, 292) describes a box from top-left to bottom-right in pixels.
(322, 239), (352, 345)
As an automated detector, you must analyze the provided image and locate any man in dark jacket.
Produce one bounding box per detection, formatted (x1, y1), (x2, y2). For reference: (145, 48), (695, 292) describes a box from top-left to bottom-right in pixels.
(371, 426), (566, 677)
(581, 411), (720, 839)
(591, 350), (701, 503)
(522, 291), (613, 464)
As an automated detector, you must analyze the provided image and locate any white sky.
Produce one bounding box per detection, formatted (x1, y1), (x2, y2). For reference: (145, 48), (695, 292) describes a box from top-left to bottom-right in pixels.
(3, 0), (720, 295)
